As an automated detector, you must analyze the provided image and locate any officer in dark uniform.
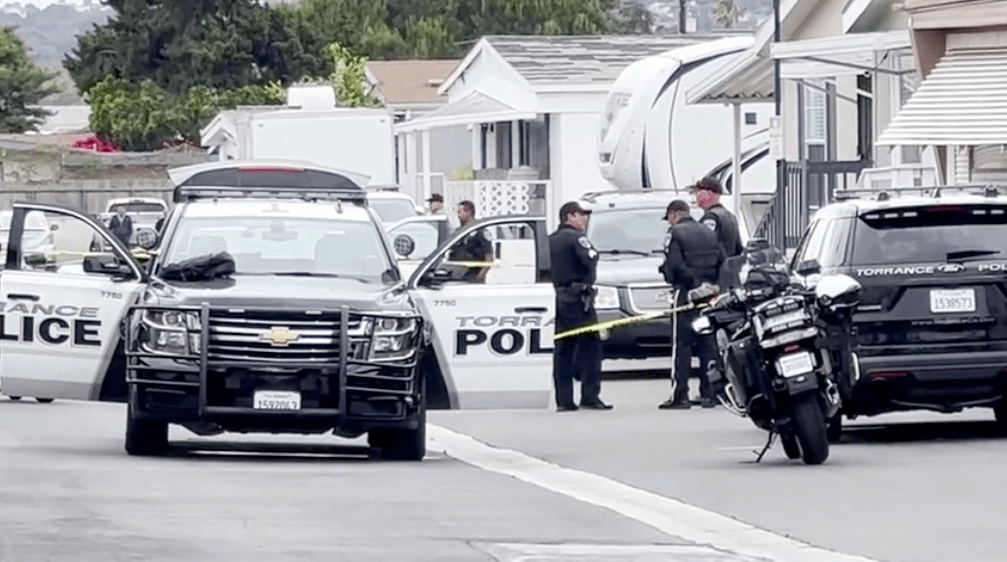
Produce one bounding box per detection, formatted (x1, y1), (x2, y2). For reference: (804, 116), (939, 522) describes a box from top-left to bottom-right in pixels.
(447, 200), (492, 282)
(694, 177), (744, 289)
(549, 201), (613, 412)
(658, 199), (725, 410)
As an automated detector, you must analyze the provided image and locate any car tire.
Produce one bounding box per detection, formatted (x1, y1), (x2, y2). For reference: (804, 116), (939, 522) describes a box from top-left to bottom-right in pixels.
(125, 391), (168, 456)
(35, 398), (55, 404)
(372, 400), (426, 462)
(994, 401), (1007, 434)
(780, 433), (801, 459)
(792, 393), (829, 465)
(8, 396), (21, 401)
(826, 415), (843, 443)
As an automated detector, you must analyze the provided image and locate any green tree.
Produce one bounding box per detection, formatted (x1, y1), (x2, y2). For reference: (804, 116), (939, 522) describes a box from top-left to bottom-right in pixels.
(298, 0), (389, 54)
(467, 0), (618, 35)
(327, 42), (381, 107)
(65, 0), (325, 96)
(0, 27), (57, 133)
(88, 76), (284, 151)
(405, 16), (457, 59)
(713, 0), (742, 29)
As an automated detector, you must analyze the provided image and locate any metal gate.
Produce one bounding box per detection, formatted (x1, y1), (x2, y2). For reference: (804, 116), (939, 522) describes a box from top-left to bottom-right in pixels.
(754, 159), (870, 251)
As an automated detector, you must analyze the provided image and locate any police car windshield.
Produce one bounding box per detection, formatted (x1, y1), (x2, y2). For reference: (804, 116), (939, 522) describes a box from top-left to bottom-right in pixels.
(368, 198), (418, 224)
(853, 205), (1007, 265)
(586, 208), (668, 257)
(161, 217), (394, 283)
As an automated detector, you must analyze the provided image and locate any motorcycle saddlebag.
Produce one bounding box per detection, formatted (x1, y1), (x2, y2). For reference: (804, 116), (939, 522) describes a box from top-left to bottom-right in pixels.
(724, 335), (762, 404)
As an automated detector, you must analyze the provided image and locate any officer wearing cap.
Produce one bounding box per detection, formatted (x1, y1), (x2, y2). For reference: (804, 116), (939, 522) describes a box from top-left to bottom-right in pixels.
(447, 200), (492, 282)
(549, 201), (613, 412)
(659, 199), (724, 410)
(694, 177), (743, 258)
(426, 193), (444, 215)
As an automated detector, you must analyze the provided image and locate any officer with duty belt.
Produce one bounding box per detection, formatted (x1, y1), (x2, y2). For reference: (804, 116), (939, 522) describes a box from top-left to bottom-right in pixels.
(658, 199), (725, 410)
(694, 176), (744, 289)
(549, 201), (613, 412)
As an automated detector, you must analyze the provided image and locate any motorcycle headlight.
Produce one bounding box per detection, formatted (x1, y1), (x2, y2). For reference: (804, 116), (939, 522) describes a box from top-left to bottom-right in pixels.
(140, 309), (201, 355)
(594, 285), (620, 310)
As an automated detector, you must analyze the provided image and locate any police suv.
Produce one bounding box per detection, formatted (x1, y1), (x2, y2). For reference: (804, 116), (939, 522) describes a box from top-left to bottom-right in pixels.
(0, 161), (562, 459)
(791, 186), (1007, 433)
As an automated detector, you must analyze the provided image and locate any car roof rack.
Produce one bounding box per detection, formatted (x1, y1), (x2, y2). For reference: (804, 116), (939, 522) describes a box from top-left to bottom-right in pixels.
(832, 184), (1004, 202)
(168, 161), (370, 204)
(579, 187), (690, 203)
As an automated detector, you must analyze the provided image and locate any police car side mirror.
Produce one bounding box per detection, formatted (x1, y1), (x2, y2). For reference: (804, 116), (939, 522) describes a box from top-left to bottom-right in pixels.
(83, 255), (131, 277)
(422, 267), (453, 289)
(393, 234), (416, 258)
(795, 258), (822, 276)
(135, 228), (159, 250)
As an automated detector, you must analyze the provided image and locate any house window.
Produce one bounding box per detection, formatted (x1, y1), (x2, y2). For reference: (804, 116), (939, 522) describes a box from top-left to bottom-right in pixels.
(804, 82), (827, 146)
(745, 112), (757, 125)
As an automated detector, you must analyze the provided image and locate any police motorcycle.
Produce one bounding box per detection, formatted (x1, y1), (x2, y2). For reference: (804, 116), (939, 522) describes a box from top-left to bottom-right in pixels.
(693, 241), (862, 465)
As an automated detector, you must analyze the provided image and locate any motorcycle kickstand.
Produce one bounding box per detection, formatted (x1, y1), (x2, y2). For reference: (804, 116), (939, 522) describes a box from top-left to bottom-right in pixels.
(755, 430), (776, 463)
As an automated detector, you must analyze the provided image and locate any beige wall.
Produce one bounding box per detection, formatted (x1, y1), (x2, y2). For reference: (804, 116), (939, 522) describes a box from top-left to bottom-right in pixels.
(781, 0), (912, 166)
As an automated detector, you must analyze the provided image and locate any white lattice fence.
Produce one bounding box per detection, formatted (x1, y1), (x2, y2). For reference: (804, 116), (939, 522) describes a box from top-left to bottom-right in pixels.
(444, 180), (550, 219)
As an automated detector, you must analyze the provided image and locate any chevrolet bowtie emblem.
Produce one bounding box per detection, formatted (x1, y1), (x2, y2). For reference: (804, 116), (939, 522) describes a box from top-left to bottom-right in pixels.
(259, 326), (301, 347)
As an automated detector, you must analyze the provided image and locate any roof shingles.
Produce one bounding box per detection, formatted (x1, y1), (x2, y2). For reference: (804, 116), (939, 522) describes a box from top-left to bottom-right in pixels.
(483, 34), (743, 85)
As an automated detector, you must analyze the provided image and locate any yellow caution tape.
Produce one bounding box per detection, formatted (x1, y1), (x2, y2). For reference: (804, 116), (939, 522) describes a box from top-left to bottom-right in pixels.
(553, 301), (708, 340)
(443, 260), (495, 268)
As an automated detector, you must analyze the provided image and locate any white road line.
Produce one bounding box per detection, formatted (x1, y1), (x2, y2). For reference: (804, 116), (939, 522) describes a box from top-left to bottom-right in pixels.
(428, 424), (881, 562)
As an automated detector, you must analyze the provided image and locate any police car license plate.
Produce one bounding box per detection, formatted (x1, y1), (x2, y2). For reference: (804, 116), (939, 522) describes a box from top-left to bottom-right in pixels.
(777, 351), (814, 378)
(253, 391), (301, 411)
(930, 289), (976, 314)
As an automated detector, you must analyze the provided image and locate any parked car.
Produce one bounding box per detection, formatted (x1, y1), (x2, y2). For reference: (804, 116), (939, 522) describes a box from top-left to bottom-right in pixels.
(791, 186), (1007, 437)
(0, 210), (57, 256)
(366, 191), (423, 226)
(579, 189), (704, 363)
(99, 197), (170, 245)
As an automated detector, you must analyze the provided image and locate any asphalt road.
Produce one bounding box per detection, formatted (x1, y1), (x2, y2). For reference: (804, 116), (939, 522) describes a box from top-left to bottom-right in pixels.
(1, 379), (1003, 562)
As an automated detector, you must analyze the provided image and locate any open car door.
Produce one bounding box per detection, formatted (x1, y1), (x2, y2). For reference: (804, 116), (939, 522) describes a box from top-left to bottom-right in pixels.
(406, 216), (555, 409)
(0, 203), (147, 402)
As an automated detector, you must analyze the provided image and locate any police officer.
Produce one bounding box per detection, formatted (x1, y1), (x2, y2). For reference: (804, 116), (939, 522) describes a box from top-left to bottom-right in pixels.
(447, 200), (492, 282)
(658, 199), (725, 410)
(549, 201), (612, 412)
(693, 176), (744, 290)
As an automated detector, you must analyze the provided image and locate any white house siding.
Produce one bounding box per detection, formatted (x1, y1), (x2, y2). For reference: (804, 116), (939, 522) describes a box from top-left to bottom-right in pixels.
(549, 112), (610, 220)
(781, 0), (918, 172)
(442, 49), (536, 111)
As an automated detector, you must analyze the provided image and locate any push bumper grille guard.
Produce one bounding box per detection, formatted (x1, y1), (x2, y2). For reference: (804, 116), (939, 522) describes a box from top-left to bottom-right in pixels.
(125, 303), (424, 418)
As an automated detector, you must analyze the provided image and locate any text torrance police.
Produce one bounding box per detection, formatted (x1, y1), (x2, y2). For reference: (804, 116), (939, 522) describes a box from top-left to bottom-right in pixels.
(0, 302), (103, 346)
(453, 314), (554, 356)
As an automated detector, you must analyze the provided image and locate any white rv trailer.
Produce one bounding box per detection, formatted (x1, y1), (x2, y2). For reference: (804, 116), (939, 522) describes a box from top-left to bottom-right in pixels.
(597, 36), (776, 238)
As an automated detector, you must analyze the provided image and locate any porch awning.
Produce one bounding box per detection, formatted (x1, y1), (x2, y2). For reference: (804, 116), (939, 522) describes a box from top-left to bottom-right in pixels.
(394, 91), (537, 134)
(878, 47), (1007, 146)
(687, 24), (775, 104)
(771, 29), (912, 79)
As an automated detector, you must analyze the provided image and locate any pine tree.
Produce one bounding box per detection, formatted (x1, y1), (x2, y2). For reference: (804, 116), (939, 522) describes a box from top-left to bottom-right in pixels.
(0, 27), (57, 133)
(64, 0), (326, 96)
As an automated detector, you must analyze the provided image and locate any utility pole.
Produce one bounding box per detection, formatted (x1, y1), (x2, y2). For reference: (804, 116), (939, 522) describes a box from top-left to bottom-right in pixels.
(679, 0), (687, 33)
